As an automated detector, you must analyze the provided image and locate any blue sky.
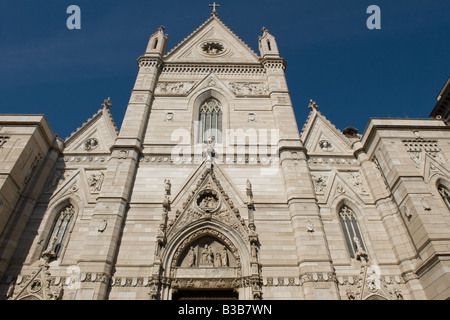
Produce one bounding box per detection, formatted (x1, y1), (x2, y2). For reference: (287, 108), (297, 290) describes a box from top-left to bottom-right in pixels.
(0, 0), (449, 140)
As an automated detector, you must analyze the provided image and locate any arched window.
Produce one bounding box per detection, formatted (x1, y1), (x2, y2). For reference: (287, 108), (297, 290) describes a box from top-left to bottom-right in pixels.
(198, 98), (222, 144)
(44, 205), (75, 260)
(438, 184), (450, 210)
(339, 205), (367, 259)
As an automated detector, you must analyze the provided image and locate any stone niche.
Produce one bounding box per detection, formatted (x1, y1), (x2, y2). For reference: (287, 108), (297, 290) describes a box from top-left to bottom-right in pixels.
(175, 236), (237, 278)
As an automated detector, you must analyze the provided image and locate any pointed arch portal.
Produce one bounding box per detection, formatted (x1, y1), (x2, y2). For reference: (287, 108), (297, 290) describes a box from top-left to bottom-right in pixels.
(149, 168), (262, 300)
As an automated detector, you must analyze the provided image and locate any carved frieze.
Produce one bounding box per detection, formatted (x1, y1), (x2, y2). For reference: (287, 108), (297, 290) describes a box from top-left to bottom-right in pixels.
(307, 156), (357, 165)
(229, 82), (269, 96)
(59, 155), (110, 163)
(154, 81), (196, 96)
(138, 154), (277, 165)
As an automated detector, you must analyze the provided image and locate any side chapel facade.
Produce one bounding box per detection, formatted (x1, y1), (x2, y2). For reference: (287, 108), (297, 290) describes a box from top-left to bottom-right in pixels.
(0, 11), (450, 300)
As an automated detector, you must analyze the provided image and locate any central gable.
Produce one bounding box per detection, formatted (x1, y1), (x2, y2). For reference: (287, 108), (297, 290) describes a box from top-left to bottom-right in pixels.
(164, 16), (260, 64)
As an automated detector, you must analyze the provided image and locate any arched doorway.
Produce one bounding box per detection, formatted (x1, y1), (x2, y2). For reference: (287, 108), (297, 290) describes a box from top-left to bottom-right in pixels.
(173, 289), (238, 300)
(164, 227), (246, 300)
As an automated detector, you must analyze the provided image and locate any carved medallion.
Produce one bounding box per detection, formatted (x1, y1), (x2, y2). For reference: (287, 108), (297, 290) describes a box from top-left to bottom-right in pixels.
(83, 138), (99, 151)
(318, 140), (334, 151)
(196, 189), (220, 213)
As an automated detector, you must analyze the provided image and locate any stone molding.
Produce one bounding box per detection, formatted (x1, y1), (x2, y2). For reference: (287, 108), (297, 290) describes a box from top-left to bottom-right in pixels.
(138, 154), (278, 165)
(160, 64), (266, 75)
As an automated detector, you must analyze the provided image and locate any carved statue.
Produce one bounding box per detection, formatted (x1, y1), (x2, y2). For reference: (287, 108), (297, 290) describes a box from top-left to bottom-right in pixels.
(199, 196), (217, 209)
(214, 252), (222, 267)
(205, 136), (215, 170)
(201, 245), (213, 264)
(246, 179), (253, 198)
(47, 170), (63, 192)
(353, 236), (368, 265)
(312, 174), (327, 193)
(251, 243), (258, 260)
(186, 247), (196, 267)
(164, 179), (171, 195)
(42, 237), (57, 262)
(221, 246), (228, 267)
(88, 172), (104, 193)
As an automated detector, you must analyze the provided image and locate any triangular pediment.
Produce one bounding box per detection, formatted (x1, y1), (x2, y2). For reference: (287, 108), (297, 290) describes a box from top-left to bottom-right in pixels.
(423, 151), (450, 183)
(166, 167), (249, 244)
(165, 16), (260, 64)
(301, 108), (354, 155)
(64, 103), (118, 153)
(319, 170), (372, 205)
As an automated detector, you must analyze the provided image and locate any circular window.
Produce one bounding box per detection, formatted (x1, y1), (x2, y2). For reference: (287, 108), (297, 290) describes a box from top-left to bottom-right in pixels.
(201, 42), (225, 55)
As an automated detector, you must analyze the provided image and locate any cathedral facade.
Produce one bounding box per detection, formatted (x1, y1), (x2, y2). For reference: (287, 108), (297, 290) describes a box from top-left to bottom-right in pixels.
(1, 12), (450, 300)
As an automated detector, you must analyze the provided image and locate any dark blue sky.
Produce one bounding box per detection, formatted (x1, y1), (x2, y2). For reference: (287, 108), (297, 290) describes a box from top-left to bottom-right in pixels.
(0, 0), (449, 139)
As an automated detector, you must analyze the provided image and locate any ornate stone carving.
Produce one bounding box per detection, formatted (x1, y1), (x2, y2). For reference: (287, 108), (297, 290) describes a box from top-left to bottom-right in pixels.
(87, 171), (104, 194)
(83, 138), (99, 151)
(346, 172), (369, 196)
(45, 170), (67, 193)
(247, 113), (256, 122)
(354, 237), (368, 266)
(164, 179), (171, 196)
(201, 41), (225, 55)
(118, 150), (128, 159)
(420, 197), (432, 211)
(306, 220), (314, 233)
(0, 136), (9, 149)
(196, 189), (220, 213)
(229, 82), (269, 96)
(402, 205), (413, 220)
(155, 81), (196, 96)
(7, 257), (64, 300)
(24, 155), (42, 186)
(319, 140), (334, 151)
(97, 219), (108, 233)
(170, 228), (242, 278)
(312, 174), (328, 194)
(165, 112), (174, 122)
(205, 136), (216, 171)
(307, 156), (357, 165)
(403, 138), (447, 166)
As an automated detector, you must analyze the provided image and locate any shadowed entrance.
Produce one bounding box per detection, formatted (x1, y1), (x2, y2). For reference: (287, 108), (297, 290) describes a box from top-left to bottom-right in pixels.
(173, 289), (238, 300)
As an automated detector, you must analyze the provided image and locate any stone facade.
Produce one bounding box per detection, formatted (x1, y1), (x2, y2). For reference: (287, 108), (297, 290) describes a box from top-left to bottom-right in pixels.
(1, 13), (450, 300)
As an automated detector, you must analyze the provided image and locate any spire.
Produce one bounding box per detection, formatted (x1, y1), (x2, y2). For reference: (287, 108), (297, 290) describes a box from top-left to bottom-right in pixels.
(258, 27), (280, 58)
(145, 25), (168, 56)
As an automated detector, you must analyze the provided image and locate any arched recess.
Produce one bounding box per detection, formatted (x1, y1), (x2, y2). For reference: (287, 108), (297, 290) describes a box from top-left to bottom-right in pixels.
(156, 218), (256, 300)
(189, 85), (234, 152)
(431, 175), (450, 212)
(330, 196), (371, 264)
(30, 194), (82, 264)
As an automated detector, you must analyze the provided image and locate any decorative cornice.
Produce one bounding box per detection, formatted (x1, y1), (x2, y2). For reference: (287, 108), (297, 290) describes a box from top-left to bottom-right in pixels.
(160, 63), (266, 75)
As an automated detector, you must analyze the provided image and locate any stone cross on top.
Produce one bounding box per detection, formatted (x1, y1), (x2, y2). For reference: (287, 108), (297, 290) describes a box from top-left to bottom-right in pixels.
(209, 2), (220, 15)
